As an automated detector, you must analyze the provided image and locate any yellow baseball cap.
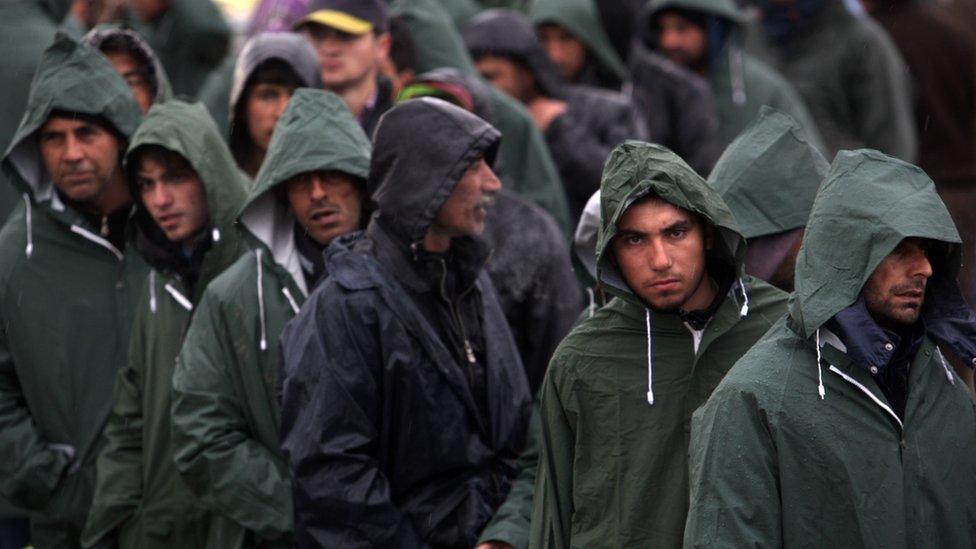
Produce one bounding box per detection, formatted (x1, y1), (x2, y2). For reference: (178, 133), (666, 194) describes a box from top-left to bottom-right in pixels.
(294, 0), (389, 35)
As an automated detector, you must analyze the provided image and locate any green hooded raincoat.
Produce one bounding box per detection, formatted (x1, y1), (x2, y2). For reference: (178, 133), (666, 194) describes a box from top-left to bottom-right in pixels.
(685, 149), (976, 547)
(82, 100), (249, 548)
(170, 89), (371, 547)
(530, 142), (787, 548)
(0, 33), (146, 546)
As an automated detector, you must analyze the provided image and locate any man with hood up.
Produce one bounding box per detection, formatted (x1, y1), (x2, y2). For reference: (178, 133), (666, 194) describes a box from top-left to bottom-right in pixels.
(226, 32), (323, 177)
(642, 0), (824, 150)
(530, 142), (787, 548)
(529, 0), (631, 91)
(748, 0), (916, 162)
(685, 149), (976, 547)
(170, 89), (372, 548)
(84, 25), (173, 114)
(461, 9), (647, 222)
(0, 33), (147, 547)
(708, 107), (828, 292)
(0, 0), (75, 223)
(80, 100), (248, 548)
(278, 98), (532, 548)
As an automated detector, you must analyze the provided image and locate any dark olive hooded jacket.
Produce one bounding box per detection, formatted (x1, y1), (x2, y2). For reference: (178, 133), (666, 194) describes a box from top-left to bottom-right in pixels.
(278, 98), (532, 548)
(82, 100), (249, 548)
(170, 89), (372, 548)
(0, 33), (147, 547)
(530, 142), (787, 548)
(686, 149), (976, 548)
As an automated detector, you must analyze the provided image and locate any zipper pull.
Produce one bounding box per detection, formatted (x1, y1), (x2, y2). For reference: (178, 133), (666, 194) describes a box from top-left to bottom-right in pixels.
(463, 340), (477, 364)
(100, 215), (109, 237)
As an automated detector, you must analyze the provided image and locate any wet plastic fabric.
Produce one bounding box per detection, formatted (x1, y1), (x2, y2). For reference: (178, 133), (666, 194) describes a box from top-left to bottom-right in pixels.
(686, 149), (976, 548)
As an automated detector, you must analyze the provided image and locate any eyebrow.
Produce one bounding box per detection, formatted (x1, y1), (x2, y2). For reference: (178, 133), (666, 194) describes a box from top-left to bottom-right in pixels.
(617, 218), (693, 236)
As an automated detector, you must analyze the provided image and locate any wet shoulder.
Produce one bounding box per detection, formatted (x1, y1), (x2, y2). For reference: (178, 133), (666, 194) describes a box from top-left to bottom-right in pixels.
(198, 251), (262, 307)
(742, 276), (789, 328)
(546, 298), (645, 382)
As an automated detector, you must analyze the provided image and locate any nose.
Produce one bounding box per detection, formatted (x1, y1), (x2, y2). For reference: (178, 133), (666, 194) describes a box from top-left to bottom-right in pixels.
(63, 134), (84, 163)
(147, 183), (172, 209)
(647, 238), (673, 272)
(910, 247), (934, 279)
(482, 167), (502, 194)
(309, 177), (329, 202)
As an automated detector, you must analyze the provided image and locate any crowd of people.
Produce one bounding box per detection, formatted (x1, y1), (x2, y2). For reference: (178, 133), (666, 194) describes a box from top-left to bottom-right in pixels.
(0, 0), (975, 547)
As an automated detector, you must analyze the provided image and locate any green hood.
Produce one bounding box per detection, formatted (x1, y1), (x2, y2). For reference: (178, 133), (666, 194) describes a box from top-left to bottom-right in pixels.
(433, 0), (482, 27)
(40, 0), (72, 21)
(790, 149), (961, 338)
(125, 100), (249, 241)
(529, 0), (629, 83)
(84, 23), (174, 107)
(3, 32), (142, 204)
(392, 0), (478, 73)
(596, 141), (745, 303)
(645, 0), (748, 25)
(708, 107), (828, 239)
(239, 89), (371, 296)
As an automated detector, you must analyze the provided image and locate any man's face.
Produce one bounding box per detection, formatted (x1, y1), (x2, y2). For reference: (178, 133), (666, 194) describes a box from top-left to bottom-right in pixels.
(863, 238), (934, 330)
(475, 56), (534, 103)
(39, 116), (124, 207)
(136, 154), (208, 244)
(656, 13), (708, 68)
(246, 83), (295, 153)
(103, 50), (153, 114)
(433, 158), (501, 238)
(537, 24), (589, 82)
(286, 170), (364, 246)
(612, 198), (712, 311)
(301, 24), (390, 91)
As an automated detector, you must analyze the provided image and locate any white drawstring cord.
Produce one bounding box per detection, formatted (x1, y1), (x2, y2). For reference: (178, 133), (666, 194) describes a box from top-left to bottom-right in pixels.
(937, 349), (956, 385)
(738, 278), (749, 317)
(22, 194), (33, 258)
(212, 227), (221, 243)
(730, 46), (747, 106)
(587, 288), (596, 318)
(816, 328), (826, 400)
(149, 270), (157, 314)
(646, 309), (654, 406)
(256, 249), (268, 352)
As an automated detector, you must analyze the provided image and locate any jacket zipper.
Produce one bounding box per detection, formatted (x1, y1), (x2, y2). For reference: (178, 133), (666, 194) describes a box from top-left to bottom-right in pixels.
(437, 258), (478, 381)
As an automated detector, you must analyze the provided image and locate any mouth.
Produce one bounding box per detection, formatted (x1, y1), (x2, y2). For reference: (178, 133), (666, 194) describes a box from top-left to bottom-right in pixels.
(649, 279), (681, 291)
(310, 209), (341, 226)
(156, 213), (183, 229)
(62, 172), (96, 185)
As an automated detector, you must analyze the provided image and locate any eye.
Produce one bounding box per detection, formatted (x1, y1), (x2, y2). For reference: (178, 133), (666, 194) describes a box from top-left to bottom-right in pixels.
(664, 227), (688, 239)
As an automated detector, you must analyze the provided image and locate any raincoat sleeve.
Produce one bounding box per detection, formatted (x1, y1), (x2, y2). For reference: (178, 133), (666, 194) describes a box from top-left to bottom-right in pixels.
(684, 382), (782, 547)
(171, 291), (293, 543)
(529, 364), (576, 549)
(82, 297), (150, 546)
(278, 289), (427, 548)
(0, 291), (73, 510)
(477, 402), (542, 549)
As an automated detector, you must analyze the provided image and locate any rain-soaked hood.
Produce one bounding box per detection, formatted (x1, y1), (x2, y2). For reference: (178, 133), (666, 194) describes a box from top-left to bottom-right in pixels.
(708, 106), (828, 239)
(399, 67), (496, 123)
(642, 0), (747, 72)
(391, 0), (478, 74)
(595, 141), (745, 306)
(790, 150), (976, 362)
(124, 100), (249, 272)
(460, 9), (566, 99)
(84, 24), (173, 107)
(2, 32), (142, 206)
(239, 89), (371, 296)
(529, 0), (629, 86)
(371, 97), (500, 247)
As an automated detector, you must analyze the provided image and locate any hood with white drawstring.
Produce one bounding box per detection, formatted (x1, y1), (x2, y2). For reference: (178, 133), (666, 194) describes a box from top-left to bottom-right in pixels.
(641, 0), (827, 150)
(530, 141), (787, 548)
(685, 148), (976, 547)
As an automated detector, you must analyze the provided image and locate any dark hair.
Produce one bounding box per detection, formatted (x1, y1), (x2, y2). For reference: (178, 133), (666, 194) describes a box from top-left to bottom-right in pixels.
(230, 58), (304, 172)
(44, 109), (126, 148)
(132, 145), (196, 179)
(97, 34), (158, 99)
(388, 17), (416, 73)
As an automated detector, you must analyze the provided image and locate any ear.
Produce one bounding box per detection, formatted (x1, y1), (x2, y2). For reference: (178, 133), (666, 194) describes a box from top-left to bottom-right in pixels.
(375, 32), (392, 63)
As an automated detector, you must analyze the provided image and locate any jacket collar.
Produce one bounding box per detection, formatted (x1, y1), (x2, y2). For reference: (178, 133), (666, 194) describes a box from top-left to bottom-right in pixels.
(825, 296), (925, 375)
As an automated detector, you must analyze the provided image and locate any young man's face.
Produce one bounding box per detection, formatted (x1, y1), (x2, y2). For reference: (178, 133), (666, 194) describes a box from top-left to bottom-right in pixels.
(433, 158), (501, 239)
(612, 197), (713, 311)
(862, 237), (934, 330)
(286, 170), (364, 246)
(103, 50), (153, 114)
(246, 82), (295, 154)
(656, 13), (708, 69)
(537, 24), (588, 82)
(475, 56), (535, 103)
(136, 153), (208, 244)
(39, 116), (124, 207)
(301, 24), (390, 91)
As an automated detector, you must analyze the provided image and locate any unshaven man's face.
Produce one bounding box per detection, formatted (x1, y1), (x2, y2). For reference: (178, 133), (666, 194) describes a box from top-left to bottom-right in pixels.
(433, 158), (501, 239)
(613, 197), (714, 311)
(475, 56), (535, 103)
(136, 152), (209, 244)
(656, 13), (708, 69)
(537, 24), (588, 82)
(863, 237), (934, 330)
(286, 170), (364, 246)
(39, 116), (124, 208)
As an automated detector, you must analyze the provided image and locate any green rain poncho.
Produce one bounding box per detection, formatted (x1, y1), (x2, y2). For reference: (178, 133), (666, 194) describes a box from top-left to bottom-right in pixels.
(82, 100), (249, 548)
(170, 89), (371, 547)
(686, 149), (976, 547)
(644, 0), (825, 151)
(392, 0), (572, 234)
(0, 33), (146, 546)
(530, 142), (787, 548)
